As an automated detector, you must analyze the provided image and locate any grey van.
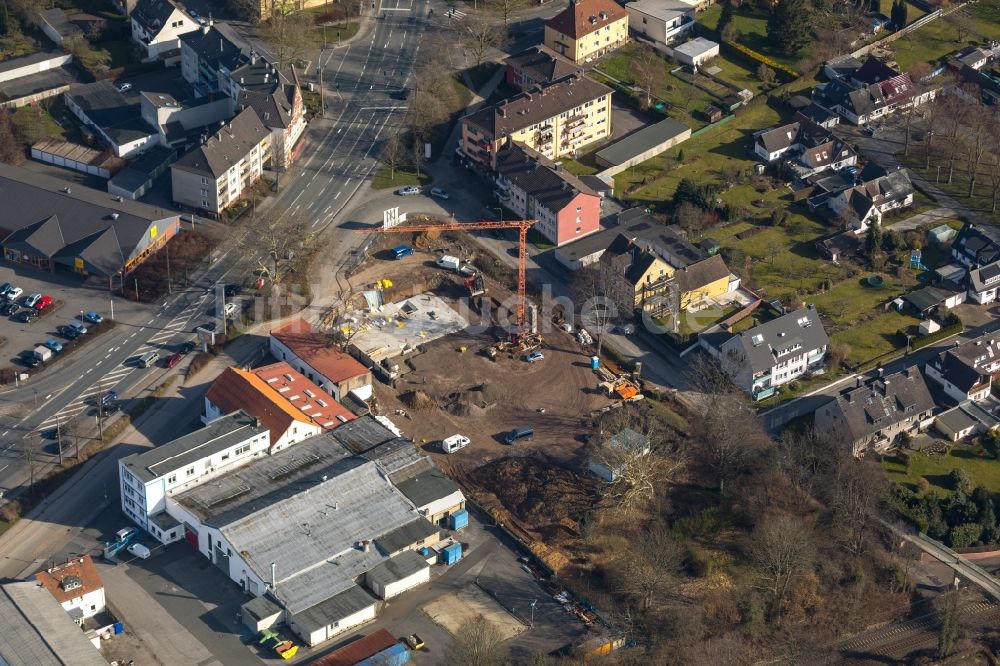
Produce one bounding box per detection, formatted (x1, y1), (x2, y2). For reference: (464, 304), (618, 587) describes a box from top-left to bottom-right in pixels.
(138, 351), (159, 368)
(504, 425), (534, 444)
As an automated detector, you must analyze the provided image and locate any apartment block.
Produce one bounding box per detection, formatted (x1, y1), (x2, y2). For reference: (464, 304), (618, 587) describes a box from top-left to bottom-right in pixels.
(544, 0), (629, 64)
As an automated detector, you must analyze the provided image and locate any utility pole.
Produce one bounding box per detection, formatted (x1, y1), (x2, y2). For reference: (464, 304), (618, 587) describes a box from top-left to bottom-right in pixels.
(134, 278), (139, 301)
(166, 239), (172, 295)
(23, 434), (34, 494)
(55, 416), (62, 466)
(530, 598), (537, 626)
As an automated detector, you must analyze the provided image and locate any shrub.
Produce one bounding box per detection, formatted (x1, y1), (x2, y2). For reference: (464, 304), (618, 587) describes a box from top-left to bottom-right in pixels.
(949, 522), (982, 548)
(949, 468), (972, 495)
(686, 546), (714, 578)
(917, 477), (931, 494)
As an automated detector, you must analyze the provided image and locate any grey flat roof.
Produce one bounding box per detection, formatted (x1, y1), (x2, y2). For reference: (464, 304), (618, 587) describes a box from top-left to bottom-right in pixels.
(149, 511), (181, 531)
(290, 585), (377, 633)
(937, 406), (977, 433)
(330, 415), (401, 454)
(120, 411), (267, 482)
(0, 50), (68, 75)
(375, 518), (440, 555)
(242, 593), (282, 622)
(393, 468), (461, 508)
(674, 37), (719, 59)
(596, 117), (690, 167)
(0, 582), (107, 666)
(556, 207), (701, 266)
(366, 550), (428, 589)
(362, 437), (428, 476)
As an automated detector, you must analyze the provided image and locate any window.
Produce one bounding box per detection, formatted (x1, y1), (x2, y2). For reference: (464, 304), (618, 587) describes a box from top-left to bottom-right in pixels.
(201, 177), (207, 184)
(221, 453), (230, 461)
(186, 467), (195, 476)
(235, 444), (250, 455)
(167, 474), (176, 483)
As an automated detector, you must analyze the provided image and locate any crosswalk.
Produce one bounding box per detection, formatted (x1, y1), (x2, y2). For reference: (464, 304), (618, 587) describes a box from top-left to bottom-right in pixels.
(445, 6), (466, 19)
(34, 293), (210, 432)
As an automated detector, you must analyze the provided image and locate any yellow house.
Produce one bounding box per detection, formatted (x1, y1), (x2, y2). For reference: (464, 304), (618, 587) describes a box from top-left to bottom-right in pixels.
(600, 234), (673, 313)
(675, 255), (733, 310)
(544, 0), (629, 65)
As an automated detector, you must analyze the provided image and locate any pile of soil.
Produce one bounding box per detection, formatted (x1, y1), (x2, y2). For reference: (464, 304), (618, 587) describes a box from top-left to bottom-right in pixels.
(470, 457), (600, 527)
(399, 390), (437, 410)
(443, 382), (504, 416)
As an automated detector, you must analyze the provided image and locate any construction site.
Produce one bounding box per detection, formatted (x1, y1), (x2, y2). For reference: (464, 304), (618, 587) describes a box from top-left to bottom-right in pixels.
(318, 217), (651, 571)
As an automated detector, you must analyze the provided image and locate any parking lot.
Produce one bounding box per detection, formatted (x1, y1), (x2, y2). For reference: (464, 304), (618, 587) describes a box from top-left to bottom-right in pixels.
(0, 263), (155, 373)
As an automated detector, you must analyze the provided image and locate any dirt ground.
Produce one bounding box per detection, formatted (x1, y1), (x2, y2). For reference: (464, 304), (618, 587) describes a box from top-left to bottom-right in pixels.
(422, 584), (528, 641)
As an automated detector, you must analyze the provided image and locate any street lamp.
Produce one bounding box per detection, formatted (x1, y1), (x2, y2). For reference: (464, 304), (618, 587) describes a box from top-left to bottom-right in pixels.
(490, 206), (503, 222)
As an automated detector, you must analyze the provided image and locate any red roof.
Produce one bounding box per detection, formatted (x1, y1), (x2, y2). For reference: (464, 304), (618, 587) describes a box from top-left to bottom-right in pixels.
(271, 319), (370, 385)
(35, 556), (103, 604)
(546, 0), (626, 39)
(310, 629), (398, 666)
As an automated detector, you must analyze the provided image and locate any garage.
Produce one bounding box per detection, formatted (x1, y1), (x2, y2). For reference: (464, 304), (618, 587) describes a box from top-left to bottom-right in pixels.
(364, 551), (431, 600)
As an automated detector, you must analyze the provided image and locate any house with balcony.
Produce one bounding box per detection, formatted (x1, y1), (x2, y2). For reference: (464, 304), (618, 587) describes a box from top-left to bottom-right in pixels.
(925, 331), (1000, 403)
(814, 367), (935, 455)
(600, 233), (674, 316)
(180, 22), (249, 97)
(816, 64), (936, 125)
(544, 0), (629, 64)
(827, 164), (914, 233)
(494, 143), (601, 246)
(459, 73), (612, 169)
(967, 260), (1000, 304)
(170, 107), (270, 216)
(233, 56), (307, 170)
(625, 0), (695, 48)
(130, 0), (197, 61)
(701, 306), (829, 401)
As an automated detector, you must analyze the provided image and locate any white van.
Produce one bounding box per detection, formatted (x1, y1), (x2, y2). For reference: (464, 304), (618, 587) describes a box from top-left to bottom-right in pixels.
(442, 434), (470, 453)
(127, 543), (151, 559)
(137, 352), (159, 368)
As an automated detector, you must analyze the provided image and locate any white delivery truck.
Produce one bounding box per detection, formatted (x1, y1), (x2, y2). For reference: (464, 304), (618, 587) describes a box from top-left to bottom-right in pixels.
(442, 434), (470, 453)
(33, 346), (53, 363)
(436, 255), (461, 271)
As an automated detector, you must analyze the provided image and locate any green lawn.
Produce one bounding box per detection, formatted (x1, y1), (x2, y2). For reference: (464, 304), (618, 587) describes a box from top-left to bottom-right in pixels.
(697, 5), (805, 70)
(0, 518), (12, 538)
(885, 444), (1000, 496)
(709, 53), (768, 94)
(371, 166), (432, 190)
(830, 310), (918, 365)
(314, 21), (359, 43)
(892, 2), (1000, 70)
(898, 149), (1000, 227)
(560, 156), (600, 176)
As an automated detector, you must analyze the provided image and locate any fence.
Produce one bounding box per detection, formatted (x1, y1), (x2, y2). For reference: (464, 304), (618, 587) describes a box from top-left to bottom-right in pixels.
(850, 7), (950, 59)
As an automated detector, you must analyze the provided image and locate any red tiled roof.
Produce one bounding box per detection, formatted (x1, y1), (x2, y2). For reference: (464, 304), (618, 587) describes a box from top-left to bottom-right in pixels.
(206, 367), (312, 445)
(271, 319), (370, 385)
(35, 556), (103, 604)
(546, 0), (626, 39)
(252, 362), (356, 429)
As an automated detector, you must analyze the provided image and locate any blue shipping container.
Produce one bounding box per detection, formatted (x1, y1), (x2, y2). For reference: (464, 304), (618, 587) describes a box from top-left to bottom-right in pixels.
(442, 543), (462, 565)
(448, 509), (469, 531)
(355, 642), (410, 666)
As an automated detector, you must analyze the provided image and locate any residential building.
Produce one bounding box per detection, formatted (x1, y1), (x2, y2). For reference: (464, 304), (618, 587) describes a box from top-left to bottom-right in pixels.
(139, 90), (232, 149)
(955, 64), (1000, 106)
(753, 119), (838, 163)
(117, 410), (271, 541)
(935, 401), (1000, 441)
(34, 556), (106, 624)
(814, 367), (936, 455)
(170, 107), (271, 215)
(459, 73), (613, 169)
(828, 164), (914, 233)
(952, 45), (995, 71)
(37, 8), (83, 46)
(817, 69), (935, 125)
(544, 0), (629, 64)
(0, 581), (107, 666)
(494, 142), (601, 246)
(204, 364), (355, 449)
(968, 260), (1000, 304)
(951, 222), (1000, 268)
(180, 22), (248, 96)
(794, 102), (840, 128)
(270, 318), (374, 403)
(130, 0), (197, 60)
(925, 331), (1000, 403)
(0, 162), (180, 278)
(504, 45), (582, 91)
(233, 57), (307, 169)
(587, 428), (650, 481)
(64, 81), (159, 157)
(674, 254), (735, 310)
(673, 37), (719, 68)
(701, 306), (829, 400)
(600, 233), (673, 315)
(625, 0), (695, 47)
(901, 285), (965, 316)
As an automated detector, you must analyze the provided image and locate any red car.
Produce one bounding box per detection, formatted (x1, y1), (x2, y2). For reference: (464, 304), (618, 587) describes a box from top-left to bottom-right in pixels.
(164, 353), (183, 368)
(34, 295), (53, 310)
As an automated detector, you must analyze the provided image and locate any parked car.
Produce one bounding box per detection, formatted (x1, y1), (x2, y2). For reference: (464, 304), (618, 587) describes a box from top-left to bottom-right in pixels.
(15, 309), (38, 323)
(117, 82), (132, 92)
(0, 302), (18, 316)
(863, 126), (876, 136)
(179, 340), (197, 354)
(59, 324), (81, 339)
(6, 287), (22, 301)
(164, 353), (183, 368)
(391, 89), (410, 101)
(23, 293), (41, 308)
(67, 321), (88, 335)
(34, 295), (52, 310)
(83, 311), (104, 324)
(127, 543), (150, 559)
(43, 339), (63, 353)
(403, 634), (425, 650)
(0, 283), (10, 297)
(614, 324), (636, 335)
(223, 302), (238, 317)
(441, 434), (470, 454)
(100, 391), (118, 406)
(19, 351), (40, 367)
(396, 185), (420, 196)
(525, 351), (544, 363)
(429, 187), (449, 199)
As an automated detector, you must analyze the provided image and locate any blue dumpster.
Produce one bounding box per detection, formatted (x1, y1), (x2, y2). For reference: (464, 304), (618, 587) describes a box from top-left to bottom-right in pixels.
(442, 543), (462, 565)
(448, 509), (469, 531)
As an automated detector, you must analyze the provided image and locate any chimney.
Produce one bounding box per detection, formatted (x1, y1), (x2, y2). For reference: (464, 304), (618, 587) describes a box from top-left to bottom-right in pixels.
(498, 104), (507, 118)
(251, 52), (257, 65)
(856, 376), (862, 388)
(201, 23), (209, 34)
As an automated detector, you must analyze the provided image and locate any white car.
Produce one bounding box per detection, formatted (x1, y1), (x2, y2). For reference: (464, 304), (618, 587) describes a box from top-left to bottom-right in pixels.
(396, 186), (420, 196)
(442, 434), (470, 453)
(6, 287), (23, 301)
(127, 543), (151, 559)
(117, 83), (132, 92)
(430, 187), (449, 199)
(223, 302), (238, 317)
(525, 351), (544, 363)
(23, 293), (41, 308)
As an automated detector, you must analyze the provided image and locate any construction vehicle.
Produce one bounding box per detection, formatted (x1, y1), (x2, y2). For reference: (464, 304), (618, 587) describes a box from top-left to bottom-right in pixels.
(258, 629), (298, 660)
(464, 274), (486, 297)
(103, 527), (139, 560)
(595, 366), (643, 401)
(357, 218), (538, 339)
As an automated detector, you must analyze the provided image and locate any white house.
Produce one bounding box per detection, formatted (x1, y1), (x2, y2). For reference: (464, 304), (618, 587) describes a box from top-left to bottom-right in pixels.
(625, 0), (695, 47)
(34, 556), (106, 624)
(924, 332), (1000, 403)
(64, 82), (160, 158)
(828, 165), (914, 233)
(130, 0), (198, 61)
(967, 260), (1000, 304)
(672, 36), (718, 68)
(117, 410), (270, 543)
(269, 319), (373, 402)
(587, 428), (651, 481)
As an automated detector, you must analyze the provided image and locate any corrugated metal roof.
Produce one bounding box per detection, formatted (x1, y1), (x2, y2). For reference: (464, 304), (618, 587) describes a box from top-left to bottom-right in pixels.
(375, 518), (440, 555)
(0, 582), (107, 666)
(289, 585), (377, 634)
(365, 550), (428, 589)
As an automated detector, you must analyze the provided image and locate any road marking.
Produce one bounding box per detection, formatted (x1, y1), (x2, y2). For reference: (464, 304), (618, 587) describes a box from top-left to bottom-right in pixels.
(105, 353), (111, 359)
(85, 368), (92, 374)
(146, 318), (154, 324)
(95, 361), (102, 367)
(334, 192), (341, 199)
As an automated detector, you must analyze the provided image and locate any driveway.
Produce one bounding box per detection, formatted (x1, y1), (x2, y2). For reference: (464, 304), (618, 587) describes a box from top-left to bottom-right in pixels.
(884, 207), (957, 232)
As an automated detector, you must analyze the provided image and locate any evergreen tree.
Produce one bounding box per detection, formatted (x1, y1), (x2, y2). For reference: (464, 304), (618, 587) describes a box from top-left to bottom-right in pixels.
(767, 0), (812, 55)
(0, 3), (9, 36)
(865, 223), (883, 256)
(898, 0), (908, 27)
(717, 0), (734, 38)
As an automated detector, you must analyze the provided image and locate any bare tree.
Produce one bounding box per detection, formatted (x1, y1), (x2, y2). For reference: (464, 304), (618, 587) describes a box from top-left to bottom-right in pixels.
(457, 12), (505, 68)
(748, 514), (816, 614)
(923, 95), (943, 169)
(444, 615), (508, 666)
(698, 393), (768, 494)
(236, 209), (314, 287)
(256, 11), (317, 68)
(485, 0), (527, 28)
(963, 105), (992, 197)
(573, 262), (621, 358)
(987, 154), (1000, 214)
(945, 11), (974, 43)
(609, 525), (684, 610)
(378, 130), (407, 181)
(938, 94), (970, 184)
(633, 45), (666, 108)
(828, 458), (886, 555)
